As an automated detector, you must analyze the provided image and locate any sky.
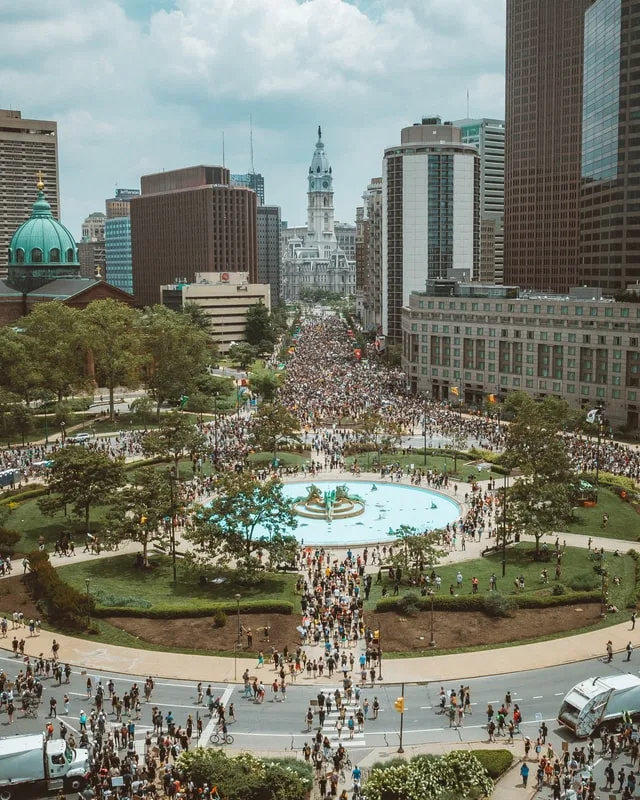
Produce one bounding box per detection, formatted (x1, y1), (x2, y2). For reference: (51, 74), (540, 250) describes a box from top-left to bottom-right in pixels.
(0, 0), (506, 239)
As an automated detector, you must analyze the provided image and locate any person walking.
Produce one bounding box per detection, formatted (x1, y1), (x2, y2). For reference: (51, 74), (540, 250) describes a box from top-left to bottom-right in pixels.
(626, 641), (633, 662)
(606, 640), (614, 662)
(632, 611), (637, 630)
(520, 762), (529, 788)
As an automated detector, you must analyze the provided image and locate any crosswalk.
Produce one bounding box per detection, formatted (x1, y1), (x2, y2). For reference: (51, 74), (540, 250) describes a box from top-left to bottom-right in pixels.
(314, 688), (368, 749)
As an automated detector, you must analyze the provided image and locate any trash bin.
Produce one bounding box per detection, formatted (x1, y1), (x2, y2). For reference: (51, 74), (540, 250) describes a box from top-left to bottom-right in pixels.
(514, 533), (521, 543)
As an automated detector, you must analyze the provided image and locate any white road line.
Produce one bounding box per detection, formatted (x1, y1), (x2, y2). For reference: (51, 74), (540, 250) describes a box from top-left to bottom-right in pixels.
(420, 706), (432, 709)
(532, 696), (543, 700)
(198, 685), (233, 748)
(554, 692), (563, 696)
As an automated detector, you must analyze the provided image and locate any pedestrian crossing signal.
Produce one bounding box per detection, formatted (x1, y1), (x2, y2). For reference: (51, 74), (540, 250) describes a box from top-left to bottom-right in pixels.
(394, 697), (405, 714)
(488, 394), (496, 403)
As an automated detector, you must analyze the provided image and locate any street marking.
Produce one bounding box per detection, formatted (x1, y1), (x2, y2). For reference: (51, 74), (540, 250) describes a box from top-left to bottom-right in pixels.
(554, 692), (563, 696)
(198, 685), (233, 748)
(532, 696), (543, 700)
(420, 706), (432, 709)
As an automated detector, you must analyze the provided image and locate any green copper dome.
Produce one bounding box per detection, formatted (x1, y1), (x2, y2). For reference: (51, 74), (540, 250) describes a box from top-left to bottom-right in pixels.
(8, 187), (78, 271)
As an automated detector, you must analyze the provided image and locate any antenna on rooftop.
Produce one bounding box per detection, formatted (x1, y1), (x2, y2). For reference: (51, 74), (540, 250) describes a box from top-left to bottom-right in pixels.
(222, 131), (226, 168)
(249, 114), (255, 174)
(466, 89), (470, 119)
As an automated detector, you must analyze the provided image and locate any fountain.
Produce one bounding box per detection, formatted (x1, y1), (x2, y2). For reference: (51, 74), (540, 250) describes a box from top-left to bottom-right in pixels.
(292, 484), (366, 521)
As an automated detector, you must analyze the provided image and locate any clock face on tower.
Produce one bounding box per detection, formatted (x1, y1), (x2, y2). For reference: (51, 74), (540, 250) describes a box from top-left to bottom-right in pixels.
(322, 180), (329, 189)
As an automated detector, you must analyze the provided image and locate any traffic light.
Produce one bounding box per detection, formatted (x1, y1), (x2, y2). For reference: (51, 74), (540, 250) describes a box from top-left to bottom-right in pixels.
(140, 515), (148, 525)
(373, 630), (380, 645)
(394, 696), (405, 714)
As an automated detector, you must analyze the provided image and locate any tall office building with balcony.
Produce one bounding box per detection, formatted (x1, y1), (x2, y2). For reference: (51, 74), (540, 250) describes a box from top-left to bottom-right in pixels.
(382, 117), (480, 343)
(0, 109), (59, 278)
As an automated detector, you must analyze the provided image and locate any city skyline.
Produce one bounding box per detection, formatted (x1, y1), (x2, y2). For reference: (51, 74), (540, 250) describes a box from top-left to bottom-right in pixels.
(0, 0), (506, 239)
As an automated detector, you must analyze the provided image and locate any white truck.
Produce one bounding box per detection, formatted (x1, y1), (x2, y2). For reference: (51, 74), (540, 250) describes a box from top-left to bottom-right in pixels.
(558, 674), (640, 737)
(0, 734), (89, 800)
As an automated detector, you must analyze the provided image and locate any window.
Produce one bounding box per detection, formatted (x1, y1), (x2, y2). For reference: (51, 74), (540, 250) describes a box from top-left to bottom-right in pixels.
(575, 307), (584, 316)
(612, 389), (621, 399)
(66, 248), (74, 262)
(419, 301), (424, 309)
(621, 308), (630, 318)
(590, 308), (598, 317)
(568, 334), (576, 343)
(561, 306), (568, 315)
(567, 385), (575, 394)
(49, 248), (60, 263)
(15, 248), (24, 264)
(31, 248), (42, 263)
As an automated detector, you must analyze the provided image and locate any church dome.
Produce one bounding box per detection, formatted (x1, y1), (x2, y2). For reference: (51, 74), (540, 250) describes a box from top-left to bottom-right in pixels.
(8, 181), (78, 269)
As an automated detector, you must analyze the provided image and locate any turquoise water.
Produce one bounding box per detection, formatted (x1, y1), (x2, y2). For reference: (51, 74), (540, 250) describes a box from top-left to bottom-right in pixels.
(279, 480), (460, 546)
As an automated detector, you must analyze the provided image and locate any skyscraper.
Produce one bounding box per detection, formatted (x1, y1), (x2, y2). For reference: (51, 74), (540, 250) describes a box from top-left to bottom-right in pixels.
(105, 189), (140, 294)
(257, 205), (281, 306)
(382, 117), (480, 343)
(0, 109), (59, 277)
(453, 118), (505, 284)
(78, 212), (106, 280)
(357, 177), (383, 332)
(504, 0), (591, 293)
(130, 165), (257, 307)
(579, 0), (640, 291)
(231, 172), (265, 205)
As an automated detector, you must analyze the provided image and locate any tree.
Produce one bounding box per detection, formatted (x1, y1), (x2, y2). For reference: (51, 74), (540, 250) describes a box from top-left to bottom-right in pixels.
(129, 396), (155, 430)
(9, 405), (33, 445)
(196, 374), (235, 409)
(38, 446), (125, 531)
(142, 411), (206, 470)
(0, 328), (41, 401)
(502, 407), (574, 553)
(21, 302), (87, 401)
(388, 525), (446, 580)
(82, 299), (142, 420)
(250, 402), (300, 458)
(180, 302), (212, 333)
(185, 474), (297, 577)
(139, 305), (214, 415)
(228, 342), (258, 371)
(105, 468), (174, 566)
(245, 302), (274, 348)
(248, 367), (283, 403)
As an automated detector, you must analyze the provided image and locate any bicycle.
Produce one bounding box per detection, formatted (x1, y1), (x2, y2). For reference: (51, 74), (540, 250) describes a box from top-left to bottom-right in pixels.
(209, 731), (234, 745)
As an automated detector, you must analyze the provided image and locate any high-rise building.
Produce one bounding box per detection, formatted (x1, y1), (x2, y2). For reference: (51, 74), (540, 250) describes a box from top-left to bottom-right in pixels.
(281, 128), (355, 302)
(382, 117), (480, 343)
(335, 222), (357, 261)
(130, 165), (258, 307)
(579, 0), (640, 291)
(453, 118), (505, 284)
(106, 188), (140, 219)
(0, 109), (59, 277)
(257, 205), (281, 306)
(355, 206), (367, 320)
(504, 0), (591, 293)
(231, 172), (265, 205)
(78, 212), (106, 280)
(105, 189), (140, 294)
(356, 177), (383, 332)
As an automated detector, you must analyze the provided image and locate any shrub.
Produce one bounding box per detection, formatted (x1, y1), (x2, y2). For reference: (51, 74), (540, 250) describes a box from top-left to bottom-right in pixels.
(552, 584), (566, 596)
(482, 593), (516, 618)
(92, 599), (294, 619)
(397, 593), (422, 617)
(569, 571), (599, 592)
(0, 527), (20, 555)
(26, 550), (93, 629)
(0, 485), (48, 505)
(579, 471), (637, 494)
(213, 609), (227, 628)
(470, 750), (513, 779)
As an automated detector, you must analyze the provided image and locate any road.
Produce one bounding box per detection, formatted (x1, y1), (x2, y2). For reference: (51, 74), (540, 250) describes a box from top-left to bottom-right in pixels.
(3, 646), (639, 758)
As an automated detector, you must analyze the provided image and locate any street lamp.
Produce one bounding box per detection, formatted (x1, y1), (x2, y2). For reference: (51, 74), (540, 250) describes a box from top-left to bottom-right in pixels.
(85, 578), (91, 629)
(428, 590), (436, 648)
(377, 620), (383, 681)
(423, 393), (430, 467)
(501, 472), (510, 578)
(600, 551), (607, 617)
(213, 395), (219, 466)
(167, 466), (177, 585)
(236, 594), (242, 645)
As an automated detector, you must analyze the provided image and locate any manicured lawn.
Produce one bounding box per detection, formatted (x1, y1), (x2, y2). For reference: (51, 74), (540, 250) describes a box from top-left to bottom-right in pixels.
(565, 489), (640, 542)
(58, 554), (299, 613)
(5, 497), (111, 555)
(343, 451), (493, 482)
(364, 544), (636, 610)
(248, 452), (311, 468)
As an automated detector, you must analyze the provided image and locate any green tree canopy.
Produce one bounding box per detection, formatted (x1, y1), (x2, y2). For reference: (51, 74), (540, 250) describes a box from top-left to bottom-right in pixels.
(245, 302), (274, 348)
(39, 446), (125, 530)
(139, 305), (214, 414)
(250, 402), (300, 457)
(142, 411), (206, 469)
(81, 299), (142, 420)
(105, 467), (174, 565)
(248, 367), (283, 402)
(388, 525), (446, 578)
(0, 328), (41, 401)
(21, 302), (88, 401)
(185, 473), (297, 578)
(228, 342), (259, 370)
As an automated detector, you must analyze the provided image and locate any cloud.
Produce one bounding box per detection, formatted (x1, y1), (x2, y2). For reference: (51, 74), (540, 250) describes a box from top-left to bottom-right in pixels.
(0, 0), (506, 237)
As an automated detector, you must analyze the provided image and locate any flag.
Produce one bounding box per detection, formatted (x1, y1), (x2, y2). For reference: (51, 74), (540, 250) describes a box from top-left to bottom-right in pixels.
(450, 386), (459, 397)
(488, 394), (496, 404)
(586, 408), (601, 424)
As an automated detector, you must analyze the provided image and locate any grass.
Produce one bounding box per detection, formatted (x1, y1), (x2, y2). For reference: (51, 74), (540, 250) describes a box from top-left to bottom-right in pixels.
(57, 554), (298, 613)
(343, 451), (494, 482)
(248, 452), (310, 468)
(565, 489), (640, 542)
(5, 497), (111, 555)
(363, 544), (636, 610)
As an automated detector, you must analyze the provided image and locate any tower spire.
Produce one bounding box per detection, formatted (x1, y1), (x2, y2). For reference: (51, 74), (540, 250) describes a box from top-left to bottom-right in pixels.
(318, 125), (322, 141)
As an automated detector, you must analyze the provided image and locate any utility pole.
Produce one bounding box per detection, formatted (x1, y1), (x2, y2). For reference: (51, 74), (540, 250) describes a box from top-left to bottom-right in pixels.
(501, 472), (508, 578)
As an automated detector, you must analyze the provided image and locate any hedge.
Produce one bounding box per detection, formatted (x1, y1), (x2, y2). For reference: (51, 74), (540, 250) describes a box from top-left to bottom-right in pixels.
(375, 589), (600, 615)
(470, 750), (513, 779)
(0, 484), (48, 505)
(27, 550), (93, 629)
(578, 471), (638, 495)
(626, 549), (640, 609)
(92, 599), (294, 619)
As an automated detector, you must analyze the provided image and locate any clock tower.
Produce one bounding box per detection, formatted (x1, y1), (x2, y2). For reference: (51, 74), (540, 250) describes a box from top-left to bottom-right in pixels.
(306, 126), (336, 252)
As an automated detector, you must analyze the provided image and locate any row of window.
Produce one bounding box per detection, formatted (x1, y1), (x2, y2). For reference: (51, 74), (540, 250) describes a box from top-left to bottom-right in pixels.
(417, 299), (638, 318)
(8, 246), (74, 264)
